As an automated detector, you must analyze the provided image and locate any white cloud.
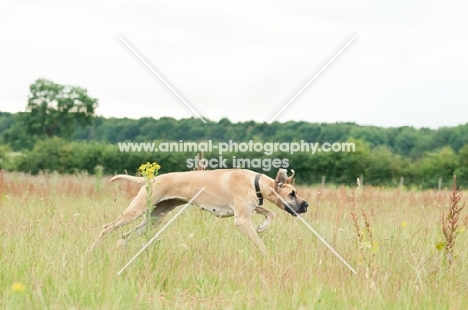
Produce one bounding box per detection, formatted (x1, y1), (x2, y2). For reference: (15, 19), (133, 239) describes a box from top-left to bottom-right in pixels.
(0, 0), (467, 128)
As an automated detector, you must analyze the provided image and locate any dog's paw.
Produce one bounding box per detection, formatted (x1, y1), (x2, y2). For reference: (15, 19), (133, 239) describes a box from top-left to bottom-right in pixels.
(257, 225), (266, 233)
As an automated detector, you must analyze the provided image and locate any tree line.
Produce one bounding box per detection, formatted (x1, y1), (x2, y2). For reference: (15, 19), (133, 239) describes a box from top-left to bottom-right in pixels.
(1, 78), (467, 189)
(3, 112), (468, 160)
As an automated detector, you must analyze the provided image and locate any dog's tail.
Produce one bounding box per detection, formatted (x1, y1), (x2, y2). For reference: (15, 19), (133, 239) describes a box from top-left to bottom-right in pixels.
(110, 174), (147, 184)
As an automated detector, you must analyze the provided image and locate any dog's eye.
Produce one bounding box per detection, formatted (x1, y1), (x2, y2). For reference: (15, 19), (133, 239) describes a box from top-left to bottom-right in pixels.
(289, 191), (296, 198)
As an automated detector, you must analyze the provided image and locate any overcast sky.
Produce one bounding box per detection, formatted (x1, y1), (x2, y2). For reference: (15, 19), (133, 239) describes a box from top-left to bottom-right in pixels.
(1, 0), (467, 128)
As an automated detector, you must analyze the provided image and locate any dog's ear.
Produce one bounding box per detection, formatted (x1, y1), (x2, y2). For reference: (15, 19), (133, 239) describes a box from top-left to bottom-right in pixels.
(286, 169), (295, 184)
(275, 169), (288, 188)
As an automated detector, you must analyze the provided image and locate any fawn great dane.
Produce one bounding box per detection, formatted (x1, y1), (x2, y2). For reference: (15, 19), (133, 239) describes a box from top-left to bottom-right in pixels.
(91, 168), (308, 255)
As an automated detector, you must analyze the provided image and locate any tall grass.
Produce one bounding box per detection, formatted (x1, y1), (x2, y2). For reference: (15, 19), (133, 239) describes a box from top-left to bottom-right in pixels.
(440, 176), (466, 266)
(1, 171), (467, 309)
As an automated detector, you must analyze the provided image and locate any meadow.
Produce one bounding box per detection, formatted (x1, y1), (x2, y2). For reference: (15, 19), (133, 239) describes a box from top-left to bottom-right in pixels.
(1, 170), (467, 309)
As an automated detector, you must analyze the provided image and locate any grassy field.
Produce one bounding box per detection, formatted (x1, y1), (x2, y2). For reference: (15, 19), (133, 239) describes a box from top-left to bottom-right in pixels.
(1, 171), (467, 309)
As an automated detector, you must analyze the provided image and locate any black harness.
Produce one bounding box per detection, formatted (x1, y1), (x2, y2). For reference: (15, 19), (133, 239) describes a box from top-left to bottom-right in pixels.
(254, 173), (264, 205)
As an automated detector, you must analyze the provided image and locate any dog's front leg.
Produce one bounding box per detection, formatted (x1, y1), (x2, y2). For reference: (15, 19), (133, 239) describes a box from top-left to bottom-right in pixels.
(254, 206), (276, 233)
(235, 215), (267, 256)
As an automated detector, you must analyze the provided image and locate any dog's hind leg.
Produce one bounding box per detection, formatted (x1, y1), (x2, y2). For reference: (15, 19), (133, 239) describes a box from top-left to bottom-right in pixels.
(235, 214), (267, 256)
(89, 191), (150, 250)
(120, 214), (149, 240)
(254, 206), (276, 233)
(90, 208), (146, 250)
(119, 198), (186, 241)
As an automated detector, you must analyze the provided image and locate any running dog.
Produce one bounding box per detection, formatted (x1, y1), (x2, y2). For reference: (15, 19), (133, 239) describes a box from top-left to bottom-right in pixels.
(90, 168), (308, 255)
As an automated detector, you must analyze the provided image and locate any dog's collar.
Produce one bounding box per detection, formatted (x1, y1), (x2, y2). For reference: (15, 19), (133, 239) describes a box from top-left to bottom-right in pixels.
(255, 173), (264, 205)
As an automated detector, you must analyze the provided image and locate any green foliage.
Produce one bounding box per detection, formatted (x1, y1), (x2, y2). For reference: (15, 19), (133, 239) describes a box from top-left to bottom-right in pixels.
(417, 147), (459, 189)
(4, 122), (468, 189)
(12, 138), (182, 176)
(6, 136), (468, 189)
(0, 144), (11, 169)
(9, 79), (98, 141)
(459, 145), (468, 182)
(2, 87), (468, 189)
(3, 103), (468, 157)
(0, 112), (14, 133)
(28, 79), (98, 138)
(2, 112), (38, 151)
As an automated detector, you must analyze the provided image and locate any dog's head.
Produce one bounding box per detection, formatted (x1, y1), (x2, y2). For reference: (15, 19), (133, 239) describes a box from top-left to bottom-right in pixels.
(271, 169), (309, 216)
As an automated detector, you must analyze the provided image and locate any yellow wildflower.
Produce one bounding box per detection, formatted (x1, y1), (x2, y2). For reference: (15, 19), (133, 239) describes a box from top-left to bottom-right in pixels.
(12, 282), (25, 293)
(402, 221), (407, 227)
(138, 162), (161, 180)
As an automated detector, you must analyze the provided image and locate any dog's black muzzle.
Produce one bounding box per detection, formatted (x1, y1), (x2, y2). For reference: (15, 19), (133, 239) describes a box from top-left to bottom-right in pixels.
(284, 201), (309, 216)
(284, 204), (297, 216)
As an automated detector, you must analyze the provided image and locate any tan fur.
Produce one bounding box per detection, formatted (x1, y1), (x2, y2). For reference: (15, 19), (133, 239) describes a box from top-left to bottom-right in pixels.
(90, 168), (308, 255)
